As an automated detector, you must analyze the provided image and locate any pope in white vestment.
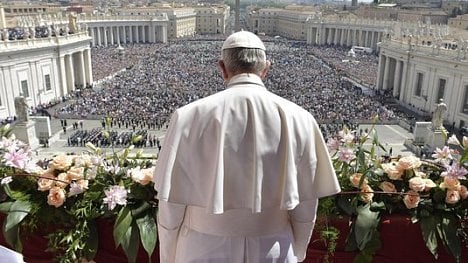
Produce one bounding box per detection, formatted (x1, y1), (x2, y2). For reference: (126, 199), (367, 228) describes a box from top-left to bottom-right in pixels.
(153, 31), (341, 263)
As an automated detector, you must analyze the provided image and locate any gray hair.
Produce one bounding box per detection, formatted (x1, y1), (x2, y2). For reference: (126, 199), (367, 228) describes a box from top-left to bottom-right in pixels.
(222, 48), (267, 75)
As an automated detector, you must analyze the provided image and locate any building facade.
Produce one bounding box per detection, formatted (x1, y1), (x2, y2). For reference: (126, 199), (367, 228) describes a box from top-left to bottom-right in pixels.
(376, 35), (468, 128)
(194, 5), (229, 35)
(0, 29), (92, 119)
(81, 14), (169, 46)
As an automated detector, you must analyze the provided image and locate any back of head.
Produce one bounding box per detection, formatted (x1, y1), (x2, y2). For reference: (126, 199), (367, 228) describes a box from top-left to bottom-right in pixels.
(221, 31), (267, 75)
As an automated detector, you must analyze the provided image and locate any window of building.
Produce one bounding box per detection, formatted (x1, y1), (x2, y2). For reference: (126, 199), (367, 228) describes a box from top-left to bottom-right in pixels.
(44, 74), (52, 91)
(415, 72), (423, 96)
(21, 80), (29, 97)
(436, 78), (446, 102)
(462, 85), (468, 114)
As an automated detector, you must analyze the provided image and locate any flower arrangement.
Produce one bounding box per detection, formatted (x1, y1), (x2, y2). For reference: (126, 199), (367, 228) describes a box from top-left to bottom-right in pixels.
(319, 123), (467, 263)
(0, 122), (158, 263)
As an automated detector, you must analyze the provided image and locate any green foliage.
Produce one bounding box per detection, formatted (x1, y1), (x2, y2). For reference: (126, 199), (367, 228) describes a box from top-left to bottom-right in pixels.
(318, 121), (468, 262)
(0, 126), (158, 262)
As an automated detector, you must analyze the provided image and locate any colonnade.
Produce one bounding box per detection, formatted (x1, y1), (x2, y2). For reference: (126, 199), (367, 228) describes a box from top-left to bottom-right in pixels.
(376, 53), (408, 101)
(307, 25), (384, 50)
(88, 23), (167, 47)
(58, 48), (93, 95)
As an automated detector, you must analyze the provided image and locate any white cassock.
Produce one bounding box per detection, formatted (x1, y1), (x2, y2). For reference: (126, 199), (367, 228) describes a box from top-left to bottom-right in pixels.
(154, 73), (341, 263)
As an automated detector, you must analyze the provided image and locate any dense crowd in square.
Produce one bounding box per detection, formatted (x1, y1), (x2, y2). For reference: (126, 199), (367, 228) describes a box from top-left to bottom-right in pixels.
(52, 37), (419, 143)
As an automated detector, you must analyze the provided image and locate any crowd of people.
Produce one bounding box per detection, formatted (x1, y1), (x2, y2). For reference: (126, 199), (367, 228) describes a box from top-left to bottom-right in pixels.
(67, 127), (161, 150)
(307, 45), (379, 87)
(55, 37), (419, 141)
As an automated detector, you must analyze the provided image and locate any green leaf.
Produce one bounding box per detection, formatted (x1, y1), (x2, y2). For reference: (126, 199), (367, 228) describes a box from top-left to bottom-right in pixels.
(354, 205), (380, 251)
(5, 200), (31, 232)
(459, 146), (468, 164)
(136, 212), (157, 258)
(2, 217), (22, 252)
(345, 220), (359, 251)
(113, 207), (133, 247)
(84, 220), (99, 260)
(336, 195), (355, 216)
(420, 214), (439, 258)
(0, 201), (13, 213)
(121, 222), (139, 263)
(439, 214), (462, 263)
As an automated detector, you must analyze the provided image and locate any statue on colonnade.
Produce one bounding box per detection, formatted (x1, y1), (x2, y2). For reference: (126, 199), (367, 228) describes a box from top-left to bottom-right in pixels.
(431, 99), (447, 131)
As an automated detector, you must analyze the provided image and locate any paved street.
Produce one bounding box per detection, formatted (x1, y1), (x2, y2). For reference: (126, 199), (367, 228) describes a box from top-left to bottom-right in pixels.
(35, 118), (167, 159)
(359, 124), (414, 156)
(33, 119), (415, 160)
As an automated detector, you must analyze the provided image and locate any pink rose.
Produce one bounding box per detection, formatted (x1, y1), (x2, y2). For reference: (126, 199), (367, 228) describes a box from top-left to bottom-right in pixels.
(37, 169), (55, 191)
(403, 190), (420, 209)
(55, 172), (70, 188)
(129, 167), (154, 186)
(379, 181), (397, 193)
(423, 179), (437, 191)
(459, 185), (468, 199)
(381, 162), (404, 180)
(47, 187), (66, 207)
(446, 189), (460, 204)
(360, 185), (374, 203)
(349, 173), (367, 189)
(439, 176), (461, 191)
(49, 154), (73, 171)
(397, 156), (422, 170)
(409, 176), (426, 192)
(67, 167), (85, 181)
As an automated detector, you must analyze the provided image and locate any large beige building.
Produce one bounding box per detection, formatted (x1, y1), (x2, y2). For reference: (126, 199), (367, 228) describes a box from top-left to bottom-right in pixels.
(113, 4), (229, 39)
(195, 5), (230, 35)
(0, 22), (92, 120)
(448, 14), (468, 30)
(114, 7), (196, 39)
(352, 6), (448, 24)
(376, 30), (468, 129)
(247, 6), (321, 40)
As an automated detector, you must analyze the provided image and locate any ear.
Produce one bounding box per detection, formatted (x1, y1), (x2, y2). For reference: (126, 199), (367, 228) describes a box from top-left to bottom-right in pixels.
(259, 60), (271, 80)
(218, 60), (229, 81)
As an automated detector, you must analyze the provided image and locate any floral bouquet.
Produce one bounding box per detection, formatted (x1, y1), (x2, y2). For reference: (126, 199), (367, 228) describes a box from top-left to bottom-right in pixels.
(0, 123), (158, 263)
(320, 123), (467, 263)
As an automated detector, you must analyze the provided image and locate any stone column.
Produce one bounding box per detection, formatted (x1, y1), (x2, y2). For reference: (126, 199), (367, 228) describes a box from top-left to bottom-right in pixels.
(65, 54), (75, 92)
(333, 28), (339, 45)
(382, 56), (391, 91)
(340, 28), (345, 46)
(376, 54), (385, 90)
(353, 29), (357, 46)
(77, 51), (86, 88)
(97, 27), (102, 46)
(346, 29), (351, 46)
(371, 31), (376, 50)
(123, 26), (128, 44)
(150, 24), (155, 43)
(90, 27), (96, 46)
(161, 24), (167, 43)
(399, 61), (408, 101)
(393, 60), (402, 97)
(116, 26), (121, 46)
(142, 25), (146, 43)
(84, 48), (93, 85)
(57, 55), (67, 97)
(103, 27), (108, 47)
(359, 30), (364, 46)
(365, 31), (369, 47)
(135, 25), (140, 43)
(130, 25), (134, 43)
(109, 26), (114, 45)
